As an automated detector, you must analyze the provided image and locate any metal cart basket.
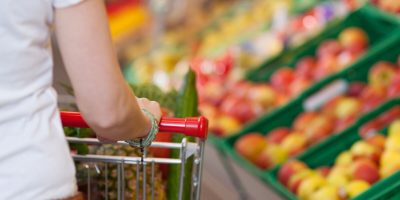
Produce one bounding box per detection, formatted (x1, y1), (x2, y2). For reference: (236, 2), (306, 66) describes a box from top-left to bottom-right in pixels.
(60, 112), (208, 200)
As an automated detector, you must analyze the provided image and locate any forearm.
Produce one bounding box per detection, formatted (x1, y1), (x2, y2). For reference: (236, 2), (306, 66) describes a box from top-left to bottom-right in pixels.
(54, 0), (150, 140)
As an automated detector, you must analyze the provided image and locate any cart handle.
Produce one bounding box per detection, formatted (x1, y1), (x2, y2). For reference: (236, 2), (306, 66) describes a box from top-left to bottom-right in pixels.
(60, 111), (208, 139)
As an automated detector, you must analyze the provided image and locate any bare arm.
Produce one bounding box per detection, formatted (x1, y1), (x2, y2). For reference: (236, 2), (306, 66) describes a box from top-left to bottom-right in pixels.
(54, 0), (161, 140)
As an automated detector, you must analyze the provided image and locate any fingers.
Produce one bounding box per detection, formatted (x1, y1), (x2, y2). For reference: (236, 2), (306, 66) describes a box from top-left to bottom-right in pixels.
(136, 97), (162, 122)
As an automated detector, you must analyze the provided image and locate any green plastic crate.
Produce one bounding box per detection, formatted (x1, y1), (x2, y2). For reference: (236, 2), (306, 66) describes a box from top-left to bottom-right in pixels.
(363, 3), (400, 27)
(246, 6), (399, 82)
(221, 29), (400, 183)
(267, 98), (400, 200)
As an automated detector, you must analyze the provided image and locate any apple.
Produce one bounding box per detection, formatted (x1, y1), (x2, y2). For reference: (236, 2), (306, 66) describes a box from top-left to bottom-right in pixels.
(271, 67), (295, 94)
(335, 151), (353, 167)
(350, 141), (381, 164)
(317, 40), (342, 57)
(345, 180), (370, 199)
(360, 86), (387, 113)
(289, 77), (312, 97)
(339, 27), (368, 50)
(386, 134), (400, 152)
(368, 61), (398, 90)
(288, 169), (314, 194)
(350, 158), (380, 184)
(334, 97), (362, 120)
(359, 119), (383, 139)
(255, 144), (288, 169)
(314, 54), (339, 80)
(388, 81), (400, 99)
(293, 112), (319, 132)
(266, 127), (291, 144)
(337, 49), (360, 69)
(327, 166), (350, 187)
(295, 57), (317, 79)
(213, 115), (242, 136)
(366, 134), (386, 151)
(321, 96), (343, 118)
(281, 133), (308, 156)
(298, 174), (327, 200)
(228, 81), (252, 98)
(248, 84), (277, 109)
(380, 150), (400, 178)
(276, 92), (290, 106)
(304, 114), (334, 144)
(201, 80), (226, 106)
(316, 166), (331, 177)
(278, 160), (308, 186)
(378, 107), (400, 126)
(335, 115), (357, 133)
(221, 96), (257, 123)
(309, 185), (341, 200)
(389, 119), (400, 137)
(235, 133), (267, 163)
(347, 82), (366, 97)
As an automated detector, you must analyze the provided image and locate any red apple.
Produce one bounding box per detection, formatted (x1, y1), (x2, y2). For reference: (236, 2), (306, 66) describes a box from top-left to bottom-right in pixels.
(278, 160), (307, 186)
(359, 119), (383, 139)
(314, 54), (339, 80)
(347, 82), (366, 97)
(221, 96), (257, 123)
(350, 158), (380, 184)
(304, 114), (335, 144)
(379, 106), (400, 127)
(337, 49), (362, 69)
(295, 57), (317, 79)
(271, 67), (295, 94)
(266, 127), (291, 144)
(365, 134), (386, 151)
(335, 115), (357, 133)
(293, 112), (319, 132)
(201, 80), (226, 105)
(289, 77), (312, 97)
(339, 27), (369, 50)
(235, 133), (268, 163)
(360, 86), (387, 113)
(317, 40), (342, 57)
(368, 61), (398, 90)
(388, 72), (400, 98)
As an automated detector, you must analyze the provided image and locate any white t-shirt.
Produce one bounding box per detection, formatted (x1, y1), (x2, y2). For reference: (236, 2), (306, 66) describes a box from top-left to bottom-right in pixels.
(0, 0), (83, 199)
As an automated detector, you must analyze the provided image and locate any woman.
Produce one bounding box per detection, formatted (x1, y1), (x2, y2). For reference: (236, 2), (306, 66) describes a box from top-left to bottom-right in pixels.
(0, 0), (161, 199)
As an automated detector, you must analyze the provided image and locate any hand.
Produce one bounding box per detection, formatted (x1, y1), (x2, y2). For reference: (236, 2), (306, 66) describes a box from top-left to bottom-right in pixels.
(136, 97), (162, 137)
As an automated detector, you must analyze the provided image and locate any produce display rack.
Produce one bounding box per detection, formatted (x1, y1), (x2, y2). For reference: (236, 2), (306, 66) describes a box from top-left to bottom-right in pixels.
(267, 98), (400, 200)
(213, 5), (400, 198)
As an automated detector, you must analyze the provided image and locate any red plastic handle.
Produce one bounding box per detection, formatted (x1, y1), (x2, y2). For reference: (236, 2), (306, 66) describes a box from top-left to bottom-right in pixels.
(60, 111), (208, 139)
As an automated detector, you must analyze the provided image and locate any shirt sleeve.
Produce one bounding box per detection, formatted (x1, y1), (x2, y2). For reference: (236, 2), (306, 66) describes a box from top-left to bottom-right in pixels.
(52, 0), (85, 8)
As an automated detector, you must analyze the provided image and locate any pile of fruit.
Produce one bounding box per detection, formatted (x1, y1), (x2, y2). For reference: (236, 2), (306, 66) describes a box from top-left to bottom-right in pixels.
(234, 58), (400, 170)
(201, 27), (371, 137)
(277, 118), (400, 200)
(371, 0), (400, 14)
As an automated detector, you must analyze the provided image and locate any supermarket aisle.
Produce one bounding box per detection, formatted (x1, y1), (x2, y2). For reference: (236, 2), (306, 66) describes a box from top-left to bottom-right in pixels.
(201, 143), (282, 200)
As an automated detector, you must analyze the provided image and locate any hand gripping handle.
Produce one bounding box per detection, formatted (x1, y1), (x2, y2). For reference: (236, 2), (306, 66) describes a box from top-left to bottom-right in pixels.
(60, 111), (208, 139)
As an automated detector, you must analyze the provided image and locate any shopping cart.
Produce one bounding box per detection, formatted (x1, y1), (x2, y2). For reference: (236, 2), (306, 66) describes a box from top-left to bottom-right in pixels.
(60, 111), (208, 200)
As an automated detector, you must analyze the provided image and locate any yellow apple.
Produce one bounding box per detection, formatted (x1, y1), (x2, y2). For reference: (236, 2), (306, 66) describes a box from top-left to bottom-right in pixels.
(346, 180), (370, 198)
(309, 185), (341, 200)
(389, 119), (400, 137)
(298, 174), (327, 200)
(327, 166), (350, 187)
(335, 151), (353, 167)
